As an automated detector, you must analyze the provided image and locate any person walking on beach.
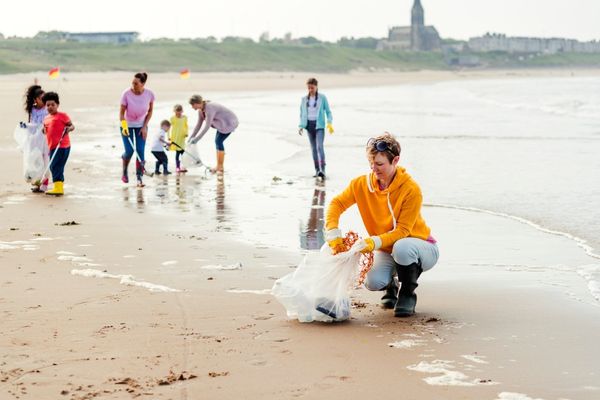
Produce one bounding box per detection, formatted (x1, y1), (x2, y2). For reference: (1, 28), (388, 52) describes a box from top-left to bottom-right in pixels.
(187, 95), (239, 175)
(169, 104), (189, 173)
(325, 133), (438, 317)
(42, 92), (75, 196)
(23, 85), (50, 192)
(119, 72), (154, 187)
(298, 77), (334, 180)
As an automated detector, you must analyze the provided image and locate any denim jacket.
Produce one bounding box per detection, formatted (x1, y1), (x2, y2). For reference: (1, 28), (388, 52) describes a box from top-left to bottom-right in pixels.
(299, 93), (333, 130)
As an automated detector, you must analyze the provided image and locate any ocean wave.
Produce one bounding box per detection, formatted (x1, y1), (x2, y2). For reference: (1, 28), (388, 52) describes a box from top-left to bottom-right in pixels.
(424, 203), (600, 260)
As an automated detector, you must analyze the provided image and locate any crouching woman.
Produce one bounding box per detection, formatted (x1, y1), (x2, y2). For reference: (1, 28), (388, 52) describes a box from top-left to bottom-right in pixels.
(325, 133), (439, 317)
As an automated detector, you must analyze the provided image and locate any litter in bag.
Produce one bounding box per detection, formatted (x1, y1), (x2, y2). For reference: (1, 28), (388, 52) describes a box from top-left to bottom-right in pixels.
(14, 123), (48, 183)
(272, 245), (362, 323)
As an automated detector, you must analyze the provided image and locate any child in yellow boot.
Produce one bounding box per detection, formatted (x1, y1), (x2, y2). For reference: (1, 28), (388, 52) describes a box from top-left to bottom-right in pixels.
(42, 92), (75, 196)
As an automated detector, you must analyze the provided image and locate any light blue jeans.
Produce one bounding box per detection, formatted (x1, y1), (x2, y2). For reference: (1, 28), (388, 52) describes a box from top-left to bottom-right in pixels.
(365, 238), (439, 291)
(306, 120), (325, 174)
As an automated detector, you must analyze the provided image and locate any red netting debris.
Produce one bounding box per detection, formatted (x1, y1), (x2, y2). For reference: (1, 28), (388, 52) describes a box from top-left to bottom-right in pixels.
(342, 231), (374, 286)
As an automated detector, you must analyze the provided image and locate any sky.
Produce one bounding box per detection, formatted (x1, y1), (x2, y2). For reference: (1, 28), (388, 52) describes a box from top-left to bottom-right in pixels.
(1, 0), (599, 42)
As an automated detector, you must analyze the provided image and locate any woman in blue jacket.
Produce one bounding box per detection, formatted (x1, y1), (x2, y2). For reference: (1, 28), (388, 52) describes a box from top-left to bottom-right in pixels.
(298, 77), (333, 179)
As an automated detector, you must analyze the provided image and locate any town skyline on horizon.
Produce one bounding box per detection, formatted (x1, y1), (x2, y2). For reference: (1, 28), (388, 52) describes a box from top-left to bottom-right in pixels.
(1, 0), (599, 43)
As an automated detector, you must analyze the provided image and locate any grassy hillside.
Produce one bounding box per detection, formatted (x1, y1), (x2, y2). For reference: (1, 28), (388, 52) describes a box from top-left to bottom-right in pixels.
(475, 51), (600, 68)
(0, 39), (447, 74)
(1, 38), (599, 74)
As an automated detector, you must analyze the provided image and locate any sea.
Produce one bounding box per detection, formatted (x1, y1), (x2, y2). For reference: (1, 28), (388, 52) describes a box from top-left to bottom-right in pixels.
(73, 75), (600, 281)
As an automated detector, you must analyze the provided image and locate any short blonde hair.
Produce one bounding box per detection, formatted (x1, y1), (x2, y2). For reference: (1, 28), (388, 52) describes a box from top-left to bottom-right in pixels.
(189, 94), (204, 105)
(366, 133), (401, 163)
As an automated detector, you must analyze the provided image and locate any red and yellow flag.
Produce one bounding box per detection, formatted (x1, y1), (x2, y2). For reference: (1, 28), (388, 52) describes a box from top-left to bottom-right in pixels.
(180, 68), (190, 80)
(48, 67), (60, 79)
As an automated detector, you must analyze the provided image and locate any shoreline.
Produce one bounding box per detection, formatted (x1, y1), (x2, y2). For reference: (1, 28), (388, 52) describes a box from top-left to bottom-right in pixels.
(1, 70), (600, 399)
(1, 68), (600, 106)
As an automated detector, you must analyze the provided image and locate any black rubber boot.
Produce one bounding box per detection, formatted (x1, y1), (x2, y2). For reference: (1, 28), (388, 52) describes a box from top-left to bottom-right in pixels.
(394, 263), (422, 317)
(380, 278), (398, 309)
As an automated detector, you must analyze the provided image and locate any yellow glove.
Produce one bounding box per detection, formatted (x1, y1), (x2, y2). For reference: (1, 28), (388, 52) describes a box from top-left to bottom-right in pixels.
(360, 238), (375, 254)
(326, 123), (334, 134)
(355, 237), (381, 254)
(120, 120), (129, 137)
(326, 229), (346, 255)
(328, 237), (346, 255)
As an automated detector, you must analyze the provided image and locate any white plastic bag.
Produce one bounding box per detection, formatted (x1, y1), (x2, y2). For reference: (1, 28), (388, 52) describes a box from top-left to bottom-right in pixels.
(14, 123), (48, 182)
(182, 143), (204, 167)
(272, 246), (362, 323)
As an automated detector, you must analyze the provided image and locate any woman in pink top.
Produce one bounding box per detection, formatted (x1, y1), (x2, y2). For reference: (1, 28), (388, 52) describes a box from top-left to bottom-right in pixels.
(119, 72), (155, 186)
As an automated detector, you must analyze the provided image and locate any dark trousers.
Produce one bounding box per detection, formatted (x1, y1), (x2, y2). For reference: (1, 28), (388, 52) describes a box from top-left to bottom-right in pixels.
(49, 147), (70, 182)
(152, 151), (169, 173)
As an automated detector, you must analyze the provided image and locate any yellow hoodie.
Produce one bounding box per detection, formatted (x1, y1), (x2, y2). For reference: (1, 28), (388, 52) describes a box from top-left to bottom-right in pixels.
(326, 167), (431, 254)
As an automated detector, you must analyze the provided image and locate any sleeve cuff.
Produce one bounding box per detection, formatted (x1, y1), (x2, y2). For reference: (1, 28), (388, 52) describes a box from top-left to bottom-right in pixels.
(372, 236), (382, 250)
(325, 229), (342, 241)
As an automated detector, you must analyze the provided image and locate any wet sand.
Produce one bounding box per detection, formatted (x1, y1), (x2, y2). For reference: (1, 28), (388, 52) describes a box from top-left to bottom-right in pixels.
(1, 71), (600, 399)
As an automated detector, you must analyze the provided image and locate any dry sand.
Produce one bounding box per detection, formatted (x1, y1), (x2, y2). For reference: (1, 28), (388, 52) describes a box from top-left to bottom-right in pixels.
(1, 70), (600, 400)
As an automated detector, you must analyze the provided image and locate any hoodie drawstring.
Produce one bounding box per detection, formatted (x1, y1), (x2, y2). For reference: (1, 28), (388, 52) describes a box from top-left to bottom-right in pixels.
(366, 173), (397, 230)
(387, 192), (397, 230)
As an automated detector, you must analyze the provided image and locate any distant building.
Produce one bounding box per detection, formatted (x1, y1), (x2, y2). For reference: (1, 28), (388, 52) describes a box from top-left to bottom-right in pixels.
(468, 33), (600, 54)
(66, 32), (139, 44)
(378, 0), (441, 51)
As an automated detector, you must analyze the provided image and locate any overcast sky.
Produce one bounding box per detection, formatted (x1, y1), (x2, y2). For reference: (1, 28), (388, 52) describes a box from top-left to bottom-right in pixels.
(1, 0), (599, 42)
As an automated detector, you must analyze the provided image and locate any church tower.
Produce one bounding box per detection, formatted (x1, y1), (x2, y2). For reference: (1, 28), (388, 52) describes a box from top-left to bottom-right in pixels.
(411, 0), (425, 50)
(411, 0), (424, 27)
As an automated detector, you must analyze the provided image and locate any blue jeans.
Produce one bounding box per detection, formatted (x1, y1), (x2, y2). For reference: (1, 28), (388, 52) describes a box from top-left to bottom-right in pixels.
(49, 147), (70, 182)
(306, 120), (325, 174)
(121, 127), (145, 162)
(215, 131), (231, 151)
(365, 238), (439, 291)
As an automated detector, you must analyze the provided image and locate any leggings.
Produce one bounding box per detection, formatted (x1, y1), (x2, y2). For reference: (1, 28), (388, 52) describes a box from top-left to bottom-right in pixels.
(175, 150), (184, 167)
(215, 131), (231, 151)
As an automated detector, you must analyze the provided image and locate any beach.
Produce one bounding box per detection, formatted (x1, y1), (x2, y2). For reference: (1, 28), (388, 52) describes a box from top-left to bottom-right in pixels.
(1, 70), (600, 400)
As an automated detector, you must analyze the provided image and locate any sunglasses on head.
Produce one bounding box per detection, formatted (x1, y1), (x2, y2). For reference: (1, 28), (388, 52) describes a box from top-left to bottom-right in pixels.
(367, 138), (398, 157)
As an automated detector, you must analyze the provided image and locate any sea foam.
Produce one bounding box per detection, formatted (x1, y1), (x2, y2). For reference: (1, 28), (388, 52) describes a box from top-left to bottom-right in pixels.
(70, 268), (180, 293)
(407, 360), (497, 387)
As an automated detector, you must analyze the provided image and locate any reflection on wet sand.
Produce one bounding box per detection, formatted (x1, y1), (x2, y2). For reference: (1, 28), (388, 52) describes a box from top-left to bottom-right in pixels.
(174, 175), (188, 208)
(300, 182), (326, 250)
(119, 173), (232, 231)
(121, 187), (146, 211)
(215, 177), (229, 230)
